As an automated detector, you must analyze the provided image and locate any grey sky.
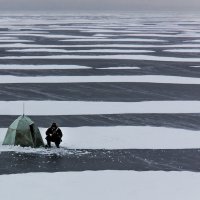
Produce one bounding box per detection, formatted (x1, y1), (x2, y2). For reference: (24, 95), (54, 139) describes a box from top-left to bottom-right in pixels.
(0, 0), (199, 11)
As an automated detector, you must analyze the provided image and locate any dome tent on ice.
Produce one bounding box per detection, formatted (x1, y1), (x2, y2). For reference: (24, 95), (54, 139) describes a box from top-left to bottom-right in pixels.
(3, 115), (44, 148)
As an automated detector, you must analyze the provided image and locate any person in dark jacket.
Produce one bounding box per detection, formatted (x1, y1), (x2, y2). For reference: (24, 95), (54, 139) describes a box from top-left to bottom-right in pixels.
(46, 122), (63, 148)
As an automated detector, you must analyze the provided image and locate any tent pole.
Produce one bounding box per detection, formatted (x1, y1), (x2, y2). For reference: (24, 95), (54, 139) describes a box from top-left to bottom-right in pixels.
(23, 102), (25, 116)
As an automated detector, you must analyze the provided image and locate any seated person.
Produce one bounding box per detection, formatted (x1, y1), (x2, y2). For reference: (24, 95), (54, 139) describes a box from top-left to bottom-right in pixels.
(46, 122), (63, 148)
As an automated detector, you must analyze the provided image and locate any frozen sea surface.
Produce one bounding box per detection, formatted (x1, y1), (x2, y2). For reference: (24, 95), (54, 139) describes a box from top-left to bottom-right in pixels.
(2, 171), (200, 200)
(0, 12), (200, 174)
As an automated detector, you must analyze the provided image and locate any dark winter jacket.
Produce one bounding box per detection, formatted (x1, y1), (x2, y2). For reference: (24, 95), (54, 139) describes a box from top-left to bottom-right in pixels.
(46, 127), (63, 141)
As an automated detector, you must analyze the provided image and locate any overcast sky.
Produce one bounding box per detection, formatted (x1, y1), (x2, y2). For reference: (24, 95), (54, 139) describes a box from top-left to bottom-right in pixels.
(0, 0), (199, 11)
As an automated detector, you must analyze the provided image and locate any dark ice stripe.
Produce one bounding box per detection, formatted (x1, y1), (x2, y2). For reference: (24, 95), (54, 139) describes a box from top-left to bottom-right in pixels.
(0, 64), (200, 78)
(0, 113), (200, 130)
(1, 149), (200, 175)
(0, 59), (200, 77)
(0, 82), (200, 101)
(0, 57), (195, 67)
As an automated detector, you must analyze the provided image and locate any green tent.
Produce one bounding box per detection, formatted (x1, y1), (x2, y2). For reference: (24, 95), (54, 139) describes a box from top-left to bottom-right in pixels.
(3, 115), (44, 148)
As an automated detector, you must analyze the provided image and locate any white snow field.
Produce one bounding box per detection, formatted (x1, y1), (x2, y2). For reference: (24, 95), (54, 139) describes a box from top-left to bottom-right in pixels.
(1, 126), (200, 151)
(164, 49), (200, 53)
(190, 66), (200, 68)
(7, 48), (154, 53)
(2, 54), (200, 62)
(1, 171), (200, 200)
(2, 75), (200, 84)
(0, 43), (161, 48)
(98, 66), (141, 69)
(0, 37), (18, 40)
(0, 65), (91, 70)
(3, 33), (106, 39)
(8, 48), (69, 53)
(0, 101), (200, 115)
(123, 33), (200, 37)
(60, 38), (166, 42)
(3, 43), (200, 48)
(0, 39), (33, 43)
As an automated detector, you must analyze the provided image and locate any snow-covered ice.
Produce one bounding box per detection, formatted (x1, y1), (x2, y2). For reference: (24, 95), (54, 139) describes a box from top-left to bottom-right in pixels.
(2, 33), (106, 39)
(4, 43), (200, 49)
(7, 48), (69, 53)
(98, 66), (141, 69)
(0, 43), (158, 48)
(60, 38), (166, 42)
(7, 48), (154, 53)
(2, 54), (200, 62)
(0, 65), (91, 70)
(1, 75), (200, 84)
(190, 66), (200, 68)
(0, 39), (33, 43)
(42, 126), (200, 149)
(0, 100), (200, 115)
(164, 49), (200, 53)
(1, 126), (200, 150)
(1, 171), (200, 200)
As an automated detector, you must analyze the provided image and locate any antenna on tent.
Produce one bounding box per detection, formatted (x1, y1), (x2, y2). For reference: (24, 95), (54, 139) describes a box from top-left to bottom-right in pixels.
(23, 102), (25, 116)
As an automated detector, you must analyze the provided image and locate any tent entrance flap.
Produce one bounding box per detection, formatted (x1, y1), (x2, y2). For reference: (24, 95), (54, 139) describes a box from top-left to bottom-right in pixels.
(30, 124), (35, 146)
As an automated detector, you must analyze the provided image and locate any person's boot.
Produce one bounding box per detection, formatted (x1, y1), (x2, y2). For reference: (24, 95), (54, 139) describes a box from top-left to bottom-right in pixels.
(55, 142), (60, 148)
(47, 141), (51, 148)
